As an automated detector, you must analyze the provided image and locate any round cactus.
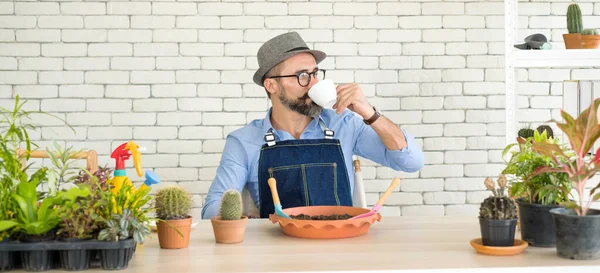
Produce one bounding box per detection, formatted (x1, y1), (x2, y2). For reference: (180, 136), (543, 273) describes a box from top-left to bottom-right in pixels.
(536, 125), (554, 138)
(154, 186), (193, 220)
(479, 175), (517, 220)
(582, 28), (599, 35)
(219, 189), (243, 220)
(517, 128), (534, 139)
(567, 3), (583, 34)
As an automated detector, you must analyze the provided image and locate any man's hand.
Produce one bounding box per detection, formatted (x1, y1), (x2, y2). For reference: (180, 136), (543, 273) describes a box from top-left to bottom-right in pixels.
(333, 83), (375, 118)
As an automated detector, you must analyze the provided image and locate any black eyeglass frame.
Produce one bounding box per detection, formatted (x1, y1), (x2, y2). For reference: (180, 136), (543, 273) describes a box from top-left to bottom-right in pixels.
(267, 69), (326, 87)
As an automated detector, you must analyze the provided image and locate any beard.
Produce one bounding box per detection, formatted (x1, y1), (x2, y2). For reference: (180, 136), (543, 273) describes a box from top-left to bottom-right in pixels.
(278, 87), (323, 118)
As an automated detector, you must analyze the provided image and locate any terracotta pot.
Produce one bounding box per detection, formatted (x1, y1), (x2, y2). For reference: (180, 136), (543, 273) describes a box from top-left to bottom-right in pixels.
(581, 35), (600, 49)
(157, 217), (192, 249)
(563, 33), (582, 49)
(210, 216), (248, 244)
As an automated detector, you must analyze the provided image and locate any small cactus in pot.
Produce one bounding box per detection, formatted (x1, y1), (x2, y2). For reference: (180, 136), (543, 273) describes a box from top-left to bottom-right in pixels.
(517, 128), (534, 144)
(154, 186), (194, 249)
(479, 175), (519, 247)
(581, 28), (600, 49)
(564, 3), (584, 49)
(210, 189), (248, 244)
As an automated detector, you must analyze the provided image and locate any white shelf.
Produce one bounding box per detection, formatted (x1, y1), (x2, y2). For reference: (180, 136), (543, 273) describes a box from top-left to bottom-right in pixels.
(512, 49), (600, 68)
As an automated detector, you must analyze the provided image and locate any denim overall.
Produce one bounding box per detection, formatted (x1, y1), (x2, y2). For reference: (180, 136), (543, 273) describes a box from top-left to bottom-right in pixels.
(257, 119), (353, 218)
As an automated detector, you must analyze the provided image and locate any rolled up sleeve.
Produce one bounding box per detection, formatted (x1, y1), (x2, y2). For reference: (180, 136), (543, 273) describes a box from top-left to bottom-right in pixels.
(352, 116), (424, 173)
(201, 135), (249, 219)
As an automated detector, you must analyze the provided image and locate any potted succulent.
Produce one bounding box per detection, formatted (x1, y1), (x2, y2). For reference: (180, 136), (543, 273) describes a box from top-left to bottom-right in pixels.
(210, 189), (248, 244)
(563, 3), (583, 49)
(154, 186), (193, 249)
(479, 175), (519, 247)
(502, 126), (572, 247)
(516, 127), (534, 144)
(581, 28), (600, 49)
(531, 98), (600, 260)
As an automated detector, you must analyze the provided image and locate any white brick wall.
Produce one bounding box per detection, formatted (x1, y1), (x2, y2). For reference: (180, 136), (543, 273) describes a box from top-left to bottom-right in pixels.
(0, 0), (580, 219)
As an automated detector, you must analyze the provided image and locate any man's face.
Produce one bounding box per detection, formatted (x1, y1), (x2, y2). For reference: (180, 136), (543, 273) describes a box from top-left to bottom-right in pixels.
(271, 53), (323, 118)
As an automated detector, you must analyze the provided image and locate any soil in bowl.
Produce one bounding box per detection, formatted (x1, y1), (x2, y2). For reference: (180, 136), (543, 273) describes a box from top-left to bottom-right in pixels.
(289, 213), (353, 220)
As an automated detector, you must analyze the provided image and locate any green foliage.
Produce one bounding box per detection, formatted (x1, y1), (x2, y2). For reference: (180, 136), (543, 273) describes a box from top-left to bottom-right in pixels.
(479, 175), (518, 220)
(154, 186), (192, 220)
(98, 184), (152, 244)
(98, 208), (150, 244)
(0, 179), (90, 236)
(57, 182), (109, 239)
(536, 125), (554, 139)
(219, 189), (242, 220)
(567, 3), (583, 34)
(531, 98), (600, 216)
(46, 140), (86, 196)
(518, 128), (535, 139)
(582, 28), (599, 35)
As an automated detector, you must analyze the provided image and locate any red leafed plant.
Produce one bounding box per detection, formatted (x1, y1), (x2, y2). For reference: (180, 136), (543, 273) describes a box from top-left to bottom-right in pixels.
(530, 98), (600, 216)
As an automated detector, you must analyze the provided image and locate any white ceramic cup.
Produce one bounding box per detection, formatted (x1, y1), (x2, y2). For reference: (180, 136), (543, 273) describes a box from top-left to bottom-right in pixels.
(308, 79), (337, 109)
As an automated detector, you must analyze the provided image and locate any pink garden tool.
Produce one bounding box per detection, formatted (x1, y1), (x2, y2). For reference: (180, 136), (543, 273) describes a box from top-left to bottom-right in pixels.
(351, 177), (400, 219)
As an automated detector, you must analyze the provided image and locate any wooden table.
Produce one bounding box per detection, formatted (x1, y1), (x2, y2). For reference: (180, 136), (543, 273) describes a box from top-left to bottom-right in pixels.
(20, 216), (600, 272)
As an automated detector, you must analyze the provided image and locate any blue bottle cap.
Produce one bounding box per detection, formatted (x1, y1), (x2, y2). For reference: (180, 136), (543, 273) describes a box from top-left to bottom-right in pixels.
(144, 170), (160, 186)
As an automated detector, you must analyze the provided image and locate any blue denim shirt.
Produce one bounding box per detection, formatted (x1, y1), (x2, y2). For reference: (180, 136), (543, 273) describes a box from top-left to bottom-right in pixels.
(201, 108), (424, 219)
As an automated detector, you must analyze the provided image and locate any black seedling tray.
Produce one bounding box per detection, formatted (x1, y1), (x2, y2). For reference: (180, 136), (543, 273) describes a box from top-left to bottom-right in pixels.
(0, 239), (136, 272)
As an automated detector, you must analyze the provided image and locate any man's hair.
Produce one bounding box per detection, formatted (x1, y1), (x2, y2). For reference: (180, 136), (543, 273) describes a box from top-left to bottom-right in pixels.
(263, 63), (283, 99)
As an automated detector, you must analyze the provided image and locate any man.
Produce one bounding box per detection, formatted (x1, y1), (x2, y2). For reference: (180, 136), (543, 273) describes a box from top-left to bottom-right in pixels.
(201, 32), (424, 219)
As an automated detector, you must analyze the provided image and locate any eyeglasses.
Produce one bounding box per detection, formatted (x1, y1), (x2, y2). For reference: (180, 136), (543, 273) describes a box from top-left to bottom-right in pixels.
(268, 69), (326, 87)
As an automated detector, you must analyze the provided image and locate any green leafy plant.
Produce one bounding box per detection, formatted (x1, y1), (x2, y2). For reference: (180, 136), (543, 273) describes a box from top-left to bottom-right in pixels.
(57, 183), (108, 240)
(0, 179), (90, 238)
(98, 184), (153, 243)
(219, 189), (243, 220)
(154, 187), (192, 220)
(74, 165), (112, 191)
(503, 130), (572, 205)
(45, 140), (87, 196)
(567, 3), (583, 34)
(531, 98), (600, 216)
(480, 175), (518, 220)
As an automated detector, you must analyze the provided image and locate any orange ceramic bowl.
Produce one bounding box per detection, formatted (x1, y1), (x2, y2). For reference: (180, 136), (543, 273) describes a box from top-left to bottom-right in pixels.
(269, 206), (382, 239)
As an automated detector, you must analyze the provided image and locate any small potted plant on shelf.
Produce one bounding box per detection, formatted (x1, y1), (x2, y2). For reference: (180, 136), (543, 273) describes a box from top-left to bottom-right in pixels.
(210, 189), (248, 244)
(479, 175), (519, 247)
(154, 186), (193, 249)
(563, 3), (583, 49)
(516, 127), (534, 144)
(530, 98), (600, 260)
(581, 28), (600, 49)
(502, 125), (572, 247)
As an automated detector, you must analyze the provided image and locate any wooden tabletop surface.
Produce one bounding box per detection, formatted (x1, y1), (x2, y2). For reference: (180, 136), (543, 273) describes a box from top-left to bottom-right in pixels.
(13, 216), (600, 273)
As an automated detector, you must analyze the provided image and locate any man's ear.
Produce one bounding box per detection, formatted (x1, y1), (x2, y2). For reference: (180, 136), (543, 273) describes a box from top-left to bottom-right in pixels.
(264, 78), (279, 97)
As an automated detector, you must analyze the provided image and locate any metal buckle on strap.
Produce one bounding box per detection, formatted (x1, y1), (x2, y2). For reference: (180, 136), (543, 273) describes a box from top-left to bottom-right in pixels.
(264, 131), (276, 146)
(324, 129), (334, 139)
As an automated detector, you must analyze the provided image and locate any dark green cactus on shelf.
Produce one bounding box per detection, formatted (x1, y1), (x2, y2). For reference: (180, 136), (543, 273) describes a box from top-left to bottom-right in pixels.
(582, 29), (599, 35)
(518, 128), (534, 139)
(219, 189), (243, 220)
(567, 3), (583, 34)
(479, 175), (518, 220)
(154, 186), (193, 220)
(536, 125), (554, 139)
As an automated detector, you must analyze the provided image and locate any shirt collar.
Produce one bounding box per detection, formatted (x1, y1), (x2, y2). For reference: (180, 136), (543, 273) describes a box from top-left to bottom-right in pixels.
(262, 107), (325, 138)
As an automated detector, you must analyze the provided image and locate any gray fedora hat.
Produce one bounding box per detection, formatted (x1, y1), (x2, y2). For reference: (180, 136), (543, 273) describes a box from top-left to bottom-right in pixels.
(253, 31), (326, 87)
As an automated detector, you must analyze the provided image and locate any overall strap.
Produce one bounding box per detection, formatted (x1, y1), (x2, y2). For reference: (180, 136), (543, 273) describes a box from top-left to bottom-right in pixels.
(318, 119), (335, 139)
(262, 118), (335, 146)
(264, 128), (276, 147)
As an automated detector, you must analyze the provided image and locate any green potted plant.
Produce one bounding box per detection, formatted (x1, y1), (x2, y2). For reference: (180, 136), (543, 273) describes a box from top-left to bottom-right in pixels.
(502, 125), (572, 247)
(581, 28), (600, 49)
(531, 98), (600, 260)
(210, 189), (248, 244)
(154, 186), (193, 249)
(564, 3), (583, 49)
(97, 183), (152, 270)
(479, 175), (519, 246)
(516, 127), (534, 144)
